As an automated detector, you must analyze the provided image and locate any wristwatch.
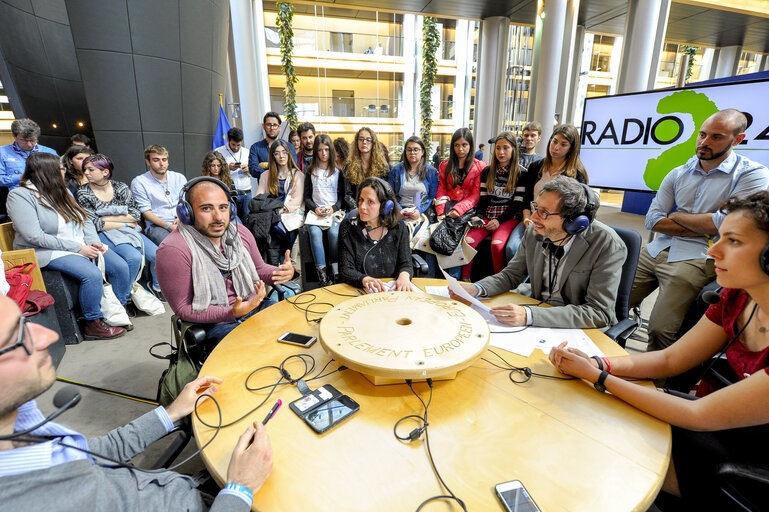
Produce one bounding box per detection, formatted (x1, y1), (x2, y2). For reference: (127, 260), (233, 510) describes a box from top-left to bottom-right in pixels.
(594, 370), (610, 393)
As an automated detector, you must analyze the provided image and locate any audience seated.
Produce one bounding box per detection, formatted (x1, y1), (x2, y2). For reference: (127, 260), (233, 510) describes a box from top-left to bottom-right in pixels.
(288, 129), (301, 155)
(214, 128), (252, 223)
(62, 145), (95, 197)
(157, 177), (294, 347)
(344, 127), (391, 210)
(76, 153), (160, 296)
(295, 122), (316, 172)
(0, 119), (58, 191)
(388, 135), (438, 223)
(333, 137), (349, 172)
(462, 131), (532, 280)
(201, 150), (235, 191)
(507, 124), (587, 262)
(550, 191), (769, 510)
(69, 133), (93, 149)
(434, 127), (485, 278)
(629, 109), (769, 352)
(131, 145), (187, 246)
(454, 176), (626, 329)
(7, 153), (126, 339)
(303, 134), (347, 286)
(250, 141), (305, 267)
(518, 121), (544, 169)
(0, 294), (273, 510)
(338, 177), (412, 292)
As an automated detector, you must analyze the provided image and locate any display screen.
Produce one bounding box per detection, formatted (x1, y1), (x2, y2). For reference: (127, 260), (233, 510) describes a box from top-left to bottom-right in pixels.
(305, 399), (355, 431)
(498, 486), (540, 512)
(278, 332), (316, 347)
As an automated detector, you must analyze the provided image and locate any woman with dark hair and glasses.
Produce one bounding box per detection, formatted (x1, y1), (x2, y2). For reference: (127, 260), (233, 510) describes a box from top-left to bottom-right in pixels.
(338, 177), (412, 292)
(77, 153), (161, 297)
(550, 191), (769, 510)
(387, 135), (438, 222)
(7, 153), (126, 339)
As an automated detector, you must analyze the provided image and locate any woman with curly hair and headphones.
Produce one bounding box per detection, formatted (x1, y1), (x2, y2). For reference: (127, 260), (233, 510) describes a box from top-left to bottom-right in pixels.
(338, 177), (413, 292)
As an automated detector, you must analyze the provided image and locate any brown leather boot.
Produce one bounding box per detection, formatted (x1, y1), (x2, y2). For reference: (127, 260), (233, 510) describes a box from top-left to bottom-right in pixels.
(84, 319), (127, 340)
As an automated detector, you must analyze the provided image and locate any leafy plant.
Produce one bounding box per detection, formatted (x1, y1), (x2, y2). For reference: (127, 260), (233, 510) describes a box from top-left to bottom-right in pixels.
(682, 45), (698, 83)
(420, 17), (440, 145)
(277, 2), (298, 129)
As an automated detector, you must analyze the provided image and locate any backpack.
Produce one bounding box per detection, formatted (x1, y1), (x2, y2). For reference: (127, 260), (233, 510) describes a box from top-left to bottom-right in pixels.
(151, 317), (203, 407)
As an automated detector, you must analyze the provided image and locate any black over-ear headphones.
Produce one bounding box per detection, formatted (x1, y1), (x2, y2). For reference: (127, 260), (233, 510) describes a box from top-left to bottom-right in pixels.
(362, 177), (395, 217)
(177, 176), (237, 225)
(760, 244), (769, 276)
(562, 183), (596, 235)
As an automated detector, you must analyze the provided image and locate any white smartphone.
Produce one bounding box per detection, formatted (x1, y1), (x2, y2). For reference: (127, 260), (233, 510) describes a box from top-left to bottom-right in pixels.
(495, 480), (541, 512)
(277, 332), (317, 348)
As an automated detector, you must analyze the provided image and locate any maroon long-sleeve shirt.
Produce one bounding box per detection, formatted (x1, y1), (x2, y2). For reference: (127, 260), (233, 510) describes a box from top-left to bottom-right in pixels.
(156, 223), (277, 324)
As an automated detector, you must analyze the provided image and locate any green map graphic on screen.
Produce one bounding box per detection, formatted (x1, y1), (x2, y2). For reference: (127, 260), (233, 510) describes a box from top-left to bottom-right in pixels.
(643, 90), (719, 190)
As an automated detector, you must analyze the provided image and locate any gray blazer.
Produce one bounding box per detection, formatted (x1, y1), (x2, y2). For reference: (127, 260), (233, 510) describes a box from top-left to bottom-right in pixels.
(6, 186), (99, 266)
(477, 220), (627, 329)
(0, 408), (248, 512)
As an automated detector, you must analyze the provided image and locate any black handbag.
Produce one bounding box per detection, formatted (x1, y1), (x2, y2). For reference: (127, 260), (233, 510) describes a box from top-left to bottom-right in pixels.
(429, 201), (475, 255)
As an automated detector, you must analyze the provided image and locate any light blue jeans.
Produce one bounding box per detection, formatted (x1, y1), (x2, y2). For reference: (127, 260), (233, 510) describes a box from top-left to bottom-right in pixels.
(100, 233), (159, 288)
(307, 222), (340, 268)
(504, 222), (526, 262)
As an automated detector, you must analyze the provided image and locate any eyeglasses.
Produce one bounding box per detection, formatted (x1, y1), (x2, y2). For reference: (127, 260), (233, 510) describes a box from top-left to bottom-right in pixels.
(530, 201), (560, 219)
(0, 316), (33, 358)
(264, 123), (280, 128)
(405, 148), (423, 154)
(359, 137), (374, 144)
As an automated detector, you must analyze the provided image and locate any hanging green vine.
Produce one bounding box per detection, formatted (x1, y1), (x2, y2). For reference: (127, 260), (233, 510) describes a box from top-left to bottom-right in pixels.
(682, 45), (698, 83)
(277, 2), (298, 130)
(420, 17), (440, 144)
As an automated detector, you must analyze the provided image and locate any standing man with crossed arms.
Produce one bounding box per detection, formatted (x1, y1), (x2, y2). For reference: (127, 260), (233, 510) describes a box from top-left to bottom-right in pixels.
(630, 108), (769, 351)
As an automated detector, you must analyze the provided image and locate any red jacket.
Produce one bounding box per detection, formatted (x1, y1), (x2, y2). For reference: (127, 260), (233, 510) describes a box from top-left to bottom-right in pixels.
(435, 158), (485, 216)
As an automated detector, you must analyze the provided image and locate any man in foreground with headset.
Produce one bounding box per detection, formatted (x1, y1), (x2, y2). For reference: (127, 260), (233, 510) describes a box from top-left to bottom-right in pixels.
(0, 294), (273, 510)
(157, 177), (295, 345)
(453, 176), (627, 329)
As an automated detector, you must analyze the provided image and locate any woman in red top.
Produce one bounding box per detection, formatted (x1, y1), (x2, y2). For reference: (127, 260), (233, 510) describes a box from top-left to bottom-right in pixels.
(549, 190), (769, 510)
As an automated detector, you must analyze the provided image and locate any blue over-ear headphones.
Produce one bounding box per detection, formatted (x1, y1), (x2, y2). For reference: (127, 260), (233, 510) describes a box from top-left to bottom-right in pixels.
(562, 183), (596, 235)
(364, 177), (395, 217)
(176, 176), (237, 225)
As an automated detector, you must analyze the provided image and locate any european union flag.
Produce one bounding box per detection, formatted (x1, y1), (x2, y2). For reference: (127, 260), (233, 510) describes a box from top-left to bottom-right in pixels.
(213, 105), (231, 150)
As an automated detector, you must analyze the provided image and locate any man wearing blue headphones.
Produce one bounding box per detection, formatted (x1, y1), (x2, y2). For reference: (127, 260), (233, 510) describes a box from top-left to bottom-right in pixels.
(453, 176), (627, 329)
(156, 177), (295, 345)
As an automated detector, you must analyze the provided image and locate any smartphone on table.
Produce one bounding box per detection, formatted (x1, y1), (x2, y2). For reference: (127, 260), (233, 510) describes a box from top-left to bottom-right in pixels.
(277, 332), (317, 348)
(495, 480), (541, 512)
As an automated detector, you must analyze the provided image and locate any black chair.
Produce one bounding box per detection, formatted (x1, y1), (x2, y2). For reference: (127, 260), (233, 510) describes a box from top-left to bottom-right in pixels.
(604, 226), (642, 347)
(716, 462), (769, 511)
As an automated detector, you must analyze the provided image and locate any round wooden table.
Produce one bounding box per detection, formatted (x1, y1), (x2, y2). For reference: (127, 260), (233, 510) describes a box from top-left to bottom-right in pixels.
(193, 279), (671, 512)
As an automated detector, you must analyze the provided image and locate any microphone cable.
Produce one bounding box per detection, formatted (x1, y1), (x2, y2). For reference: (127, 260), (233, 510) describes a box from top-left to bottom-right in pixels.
(393, 379), (467, 512)
(483, 348), (577, 384)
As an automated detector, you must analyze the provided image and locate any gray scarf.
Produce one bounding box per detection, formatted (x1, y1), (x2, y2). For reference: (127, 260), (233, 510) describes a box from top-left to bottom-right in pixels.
(177, 222), (260, 312)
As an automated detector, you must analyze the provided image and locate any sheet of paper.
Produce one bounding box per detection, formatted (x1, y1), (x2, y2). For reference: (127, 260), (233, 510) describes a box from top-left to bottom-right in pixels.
(426, 281), (524, 332)
(439, 268), (490, 311)
(488, 327), (606, 358)
(425, 286), (450, 298)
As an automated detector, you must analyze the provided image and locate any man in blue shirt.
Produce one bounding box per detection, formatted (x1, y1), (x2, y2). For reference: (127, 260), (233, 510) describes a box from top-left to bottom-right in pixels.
(474, 143), (485, 162)
(0, 294), (273, 510)
(131, 144), (188, 246)
(247, 112), (296, 180)
(0, 119), (58, 189)
(630, 109), (769, 351)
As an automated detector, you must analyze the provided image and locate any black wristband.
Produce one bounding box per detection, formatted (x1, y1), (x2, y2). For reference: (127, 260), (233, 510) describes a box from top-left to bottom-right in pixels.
(591, 355), (604, 371)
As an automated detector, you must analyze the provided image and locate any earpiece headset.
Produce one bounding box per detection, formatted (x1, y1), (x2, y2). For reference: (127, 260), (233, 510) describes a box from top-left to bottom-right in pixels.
(562, 183), (596, 235)
(760, 243), (769, 276)
(176, 176), (237, 225)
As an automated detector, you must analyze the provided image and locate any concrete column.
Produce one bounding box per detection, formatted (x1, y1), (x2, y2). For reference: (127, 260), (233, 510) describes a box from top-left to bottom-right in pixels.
(473, 17), (509, 152)
(609, 35), (623, 93)
(645, 0), (671, 90)
(617, 0), (666, 93)
(699, 47), (716, 80)
(453, 19), (471, 133)
(761, 54), (769, 72)
(571, 31), (592, 126)
(230, 0), (271, 142)
(555, 0), (580, 124)
(401, 14), (417, 136)
(532, 0), (568, 154)
(713, 45), (742, 78)
(563, 25), (585, 124)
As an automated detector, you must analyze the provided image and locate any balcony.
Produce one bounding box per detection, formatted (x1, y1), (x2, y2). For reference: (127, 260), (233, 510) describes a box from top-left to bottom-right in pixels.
(266, 26), (404, 57)
(269, 96), (455, 121)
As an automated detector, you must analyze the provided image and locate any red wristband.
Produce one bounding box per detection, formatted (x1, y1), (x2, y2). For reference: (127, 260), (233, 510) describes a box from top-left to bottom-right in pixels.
(601, 357), (611, 373)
